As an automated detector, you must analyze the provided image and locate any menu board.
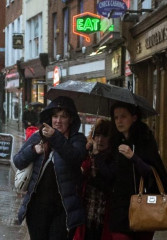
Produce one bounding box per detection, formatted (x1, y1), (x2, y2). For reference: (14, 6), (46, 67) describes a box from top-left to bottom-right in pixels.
(0, 134), (14, 163)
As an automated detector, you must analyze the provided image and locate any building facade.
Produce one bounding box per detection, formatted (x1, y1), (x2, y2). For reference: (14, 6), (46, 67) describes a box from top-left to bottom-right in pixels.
(4, 0), (23, 128)
(122, 0), (167, 167)
(20, 0), (49, 108)
(0, 0), (5, 130)
(3, 0), (167, 167)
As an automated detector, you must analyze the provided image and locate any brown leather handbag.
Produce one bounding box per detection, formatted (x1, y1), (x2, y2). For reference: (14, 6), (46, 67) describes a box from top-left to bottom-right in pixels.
(129, 167), (167, 231)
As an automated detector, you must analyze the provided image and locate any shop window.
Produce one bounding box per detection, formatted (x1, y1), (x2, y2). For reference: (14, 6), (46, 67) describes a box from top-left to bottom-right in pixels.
(11, 92), (19, 120)
(31, 81), (37, 102)
(38, 84), (44, 103)
(31, 79), (44, 104)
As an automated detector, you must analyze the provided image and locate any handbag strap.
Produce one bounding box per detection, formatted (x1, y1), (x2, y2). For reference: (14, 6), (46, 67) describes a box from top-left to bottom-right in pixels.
(139, 166), (165, 195)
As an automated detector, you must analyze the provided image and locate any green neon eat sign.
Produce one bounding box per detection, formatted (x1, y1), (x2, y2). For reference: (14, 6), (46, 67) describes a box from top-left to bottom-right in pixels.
(76, 16), (114, 34)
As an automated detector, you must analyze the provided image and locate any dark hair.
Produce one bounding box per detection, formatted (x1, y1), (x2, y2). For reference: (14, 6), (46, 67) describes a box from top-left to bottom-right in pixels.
(110, 101), (152, 150)
(94, 119), (111, 138)
(110, 101), (142, 120)
(51, 108), (71, 118)
(87, 118), (112, 158)
(87, 118), (111, 141)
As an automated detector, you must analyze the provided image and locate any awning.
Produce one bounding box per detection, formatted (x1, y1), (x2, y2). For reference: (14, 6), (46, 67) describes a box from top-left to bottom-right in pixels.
(6, 72), (19, 80)
(96, 31), (124, 49)
(6, 79), (19, 92)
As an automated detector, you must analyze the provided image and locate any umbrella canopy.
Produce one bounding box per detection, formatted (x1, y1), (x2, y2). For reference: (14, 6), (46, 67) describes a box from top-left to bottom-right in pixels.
(29, 102), (44, 107)
(46, 80), (157, 118)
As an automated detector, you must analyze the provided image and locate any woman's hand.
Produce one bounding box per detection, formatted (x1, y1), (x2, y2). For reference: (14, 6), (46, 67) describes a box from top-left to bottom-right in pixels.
(34, 141), (44, 154)
(92, 140), (99, 155)
(118, 144), (134, 159)
(42, 123), (55, 138)
(86, 139), (99, 154)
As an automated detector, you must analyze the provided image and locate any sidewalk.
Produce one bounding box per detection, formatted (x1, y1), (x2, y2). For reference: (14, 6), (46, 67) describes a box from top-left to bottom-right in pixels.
(1, 122), (30, 240)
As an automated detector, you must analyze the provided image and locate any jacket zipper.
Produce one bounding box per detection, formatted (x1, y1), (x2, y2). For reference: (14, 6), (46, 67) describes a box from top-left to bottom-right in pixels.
(52, 155), (69, 231)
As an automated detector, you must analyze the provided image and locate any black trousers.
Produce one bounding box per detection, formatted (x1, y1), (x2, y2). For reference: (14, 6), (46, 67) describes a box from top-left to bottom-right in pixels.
(26, 201), (73, 240)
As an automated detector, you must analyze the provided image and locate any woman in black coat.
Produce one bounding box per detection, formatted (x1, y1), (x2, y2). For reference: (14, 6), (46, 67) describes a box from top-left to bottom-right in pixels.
(108, 101), (167, 240)
(13, 96), (87, 240)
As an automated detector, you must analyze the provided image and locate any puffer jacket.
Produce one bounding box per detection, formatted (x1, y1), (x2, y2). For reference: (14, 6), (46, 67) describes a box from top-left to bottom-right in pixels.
(13, 96), (87, 230)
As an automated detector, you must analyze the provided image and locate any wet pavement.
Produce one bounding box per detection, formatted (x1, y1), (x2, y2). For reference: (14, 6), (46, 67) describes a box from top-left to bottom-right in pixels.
(0, 121), (167, 240)
(0, 123), (29, 240)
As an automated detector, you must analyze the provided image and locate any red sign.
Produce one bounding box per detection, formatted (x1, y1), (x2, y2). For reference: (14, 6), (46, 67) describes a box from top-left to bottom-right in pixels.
(53, 66), (61, 86)
(125, 60), (132, 76)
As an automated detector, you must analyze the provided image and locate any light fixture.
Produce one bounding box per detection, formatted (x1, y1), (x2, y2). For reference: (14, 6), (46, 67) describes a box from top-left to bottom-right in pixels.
(98, 45), (107, 50)
(89, 52), (97, 56)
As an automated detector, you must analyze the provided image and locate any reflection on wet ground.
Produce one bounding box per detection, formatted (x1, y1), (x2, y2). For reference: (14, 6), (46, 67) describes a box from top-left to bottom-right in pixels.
(0, 165), (27, 240)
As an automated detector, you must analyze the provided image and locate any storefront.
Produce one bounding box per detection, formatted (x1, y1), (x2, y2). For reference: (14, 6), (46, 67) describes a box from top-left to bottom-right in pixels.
(20, 58), (46, 107)
(122, 4), (167, 167)
(46, 53), (106, 87)
(5, 68), (22, 126)
(106, 46), (126, 87)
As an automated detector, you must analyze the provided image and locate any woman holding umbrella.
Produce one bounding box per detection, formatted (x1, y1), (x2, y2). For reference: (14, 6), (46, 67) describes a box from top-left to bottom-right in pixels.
(107, 101), (167, 240)
(73, 118), (113, 240)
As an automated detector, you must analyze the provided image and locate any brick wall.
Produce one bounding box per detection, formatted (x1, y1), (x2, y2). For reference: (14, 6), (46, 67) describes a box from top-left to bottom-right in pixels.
(48, 0), (97, 61)
(5, 0), (22, 26)
(48, 0), (65, 60)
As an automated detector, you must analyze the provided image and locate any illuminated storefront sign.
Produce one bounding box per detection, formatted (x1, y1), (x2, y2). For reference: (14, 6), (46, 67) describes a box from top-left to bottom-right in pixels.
(53, 66), (61, 86)
(97, 0), (127, 18)
(73, 12), (114, 42)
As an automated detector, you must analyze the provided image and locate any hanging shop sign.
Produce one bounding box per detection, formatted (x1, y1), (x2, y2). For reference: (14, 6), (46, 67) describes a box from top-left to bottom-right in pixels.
(97, 0), (127, 18)
(13, 34), (24, 49)
(73, 12), (114, 42)
(53, 66), (61, 86)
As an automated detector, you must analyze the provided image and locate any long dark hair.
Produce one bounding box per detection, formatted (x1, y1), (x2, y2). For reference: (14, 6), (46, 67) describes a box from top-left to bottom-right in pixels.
(110, 102), (154, 152)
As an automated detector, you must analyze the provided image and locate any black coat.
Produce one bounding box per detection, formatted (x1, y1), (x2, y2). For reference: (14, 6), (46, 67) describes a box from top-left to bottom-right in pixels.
(14, 96), (87, 230)
(107, 121), (167, 233)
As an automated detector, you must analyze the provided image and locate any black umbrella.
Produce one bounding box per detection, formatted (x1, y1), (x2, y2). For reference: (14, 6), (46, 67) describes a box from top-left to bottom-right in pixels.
(29, 102), (44, 107)
(46, 80), (157, 118)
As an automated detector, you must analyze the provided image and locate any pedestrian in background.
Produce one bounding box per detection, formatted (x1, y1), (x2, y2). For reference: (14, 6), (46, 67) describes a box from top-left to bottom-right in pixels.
(74, 118), (113, 240)
(107, 101), (167, 240)
(22, 104), (38, 130)
(13, 96), (87, 240)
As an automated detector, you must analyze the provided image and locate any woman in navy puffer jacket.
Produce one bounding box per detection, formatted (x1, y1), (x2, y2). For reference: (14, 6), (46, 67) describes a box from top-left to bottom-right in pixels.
(13, 96), (87, 240)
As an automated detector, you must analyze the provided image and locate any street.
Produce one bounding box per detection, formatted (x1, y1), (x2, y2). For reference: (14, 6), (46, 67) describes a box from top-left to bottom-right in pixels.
(0, 122), (167, 240)
(0, 123), (29, 240)
(0, 165), (28, 240)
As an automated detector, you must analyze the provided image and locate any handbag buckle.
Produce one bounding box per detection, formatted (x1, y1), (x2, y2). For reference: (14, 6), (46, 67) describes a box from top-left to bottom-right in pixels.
(147, 196), (157, 204)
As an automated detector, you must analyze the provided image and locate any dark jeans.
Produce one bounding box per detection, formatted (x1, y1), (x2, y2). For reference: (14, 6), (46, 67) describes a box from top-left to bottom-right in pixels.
(26, 201), (72, 240)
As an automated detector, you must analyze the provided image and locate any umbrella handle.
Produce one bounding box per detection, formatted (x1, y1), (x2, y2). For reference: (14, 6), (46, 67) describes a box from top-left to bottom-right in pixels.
(91, 106), (100, 138)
